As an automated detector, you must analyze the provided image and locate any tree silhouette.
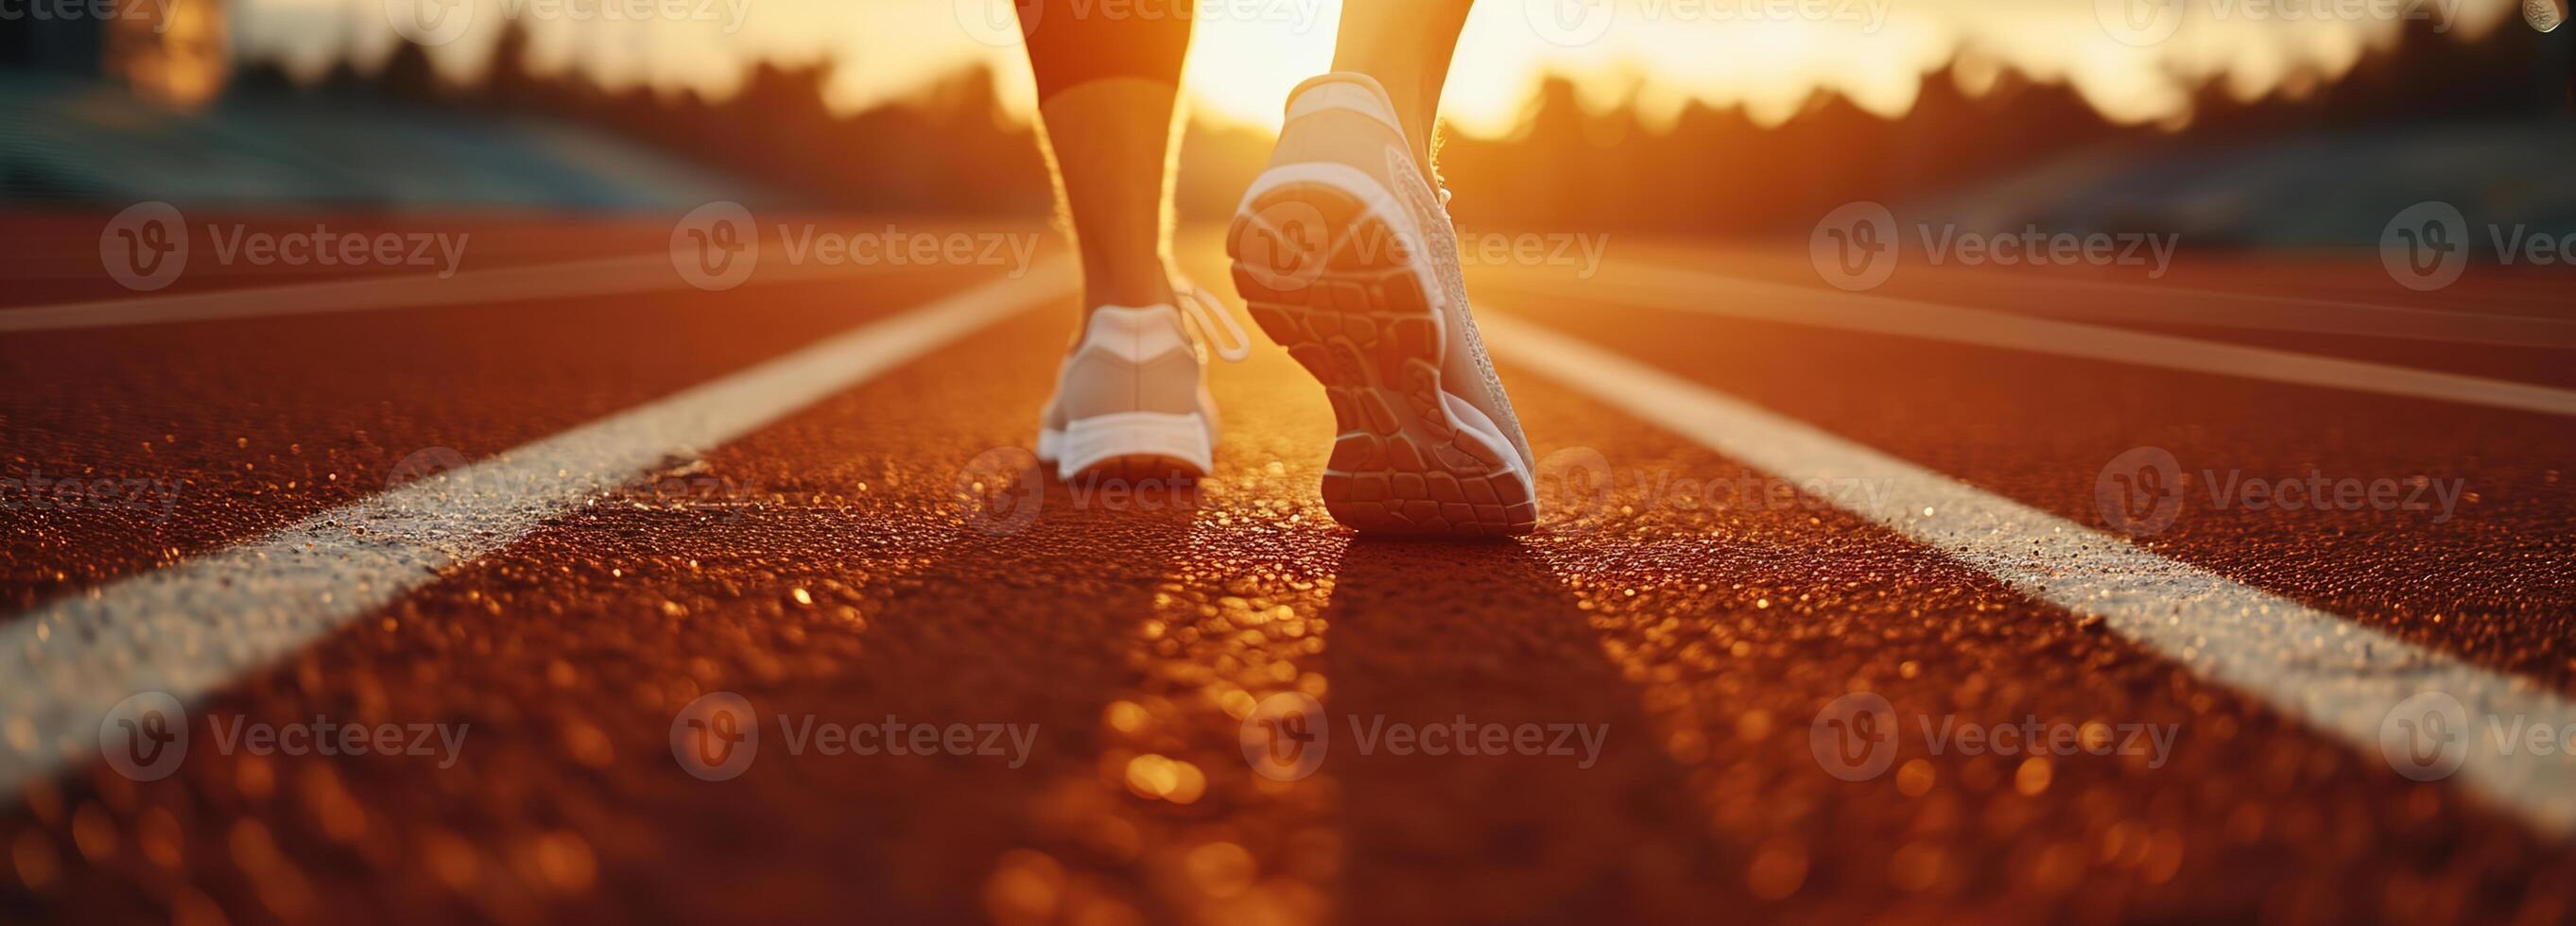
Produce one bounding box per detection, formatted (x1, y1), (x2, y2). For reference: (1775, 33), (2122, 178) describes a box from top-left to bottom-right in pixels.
(224, 16), (2564, 229)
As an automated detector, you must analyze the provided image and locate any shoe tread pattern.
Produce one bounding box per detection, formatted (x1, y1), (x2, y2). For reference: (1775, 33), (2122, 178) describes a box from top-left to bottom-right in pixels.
(1229, 181), (1537, 536)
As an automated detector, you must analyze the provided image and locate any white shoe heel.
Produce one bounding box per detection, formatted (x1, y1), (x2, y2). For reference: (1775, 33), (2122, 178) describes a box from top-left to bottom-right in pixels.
(1046, 412), (1214, 482)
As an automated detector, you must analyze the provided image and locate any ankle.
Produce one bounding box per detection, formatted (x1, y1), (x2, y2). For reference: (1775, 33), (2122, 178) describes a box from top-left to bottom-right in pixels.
(1080, 264), (1177, 313)
(1323, 68), (1442, 182)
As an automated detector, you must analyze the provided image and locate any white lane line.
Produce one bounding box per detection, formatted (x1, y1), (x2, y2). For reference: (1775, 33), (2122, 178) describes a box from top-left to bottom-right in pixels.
(0, 260), (1074, 790)
(0, 250), (929, 334)
(1927, 276), (2576, 349)
(1483, 311), (2576, 837)
(1565, 254), (2576, 347)
(1532, 264), (2576, 418)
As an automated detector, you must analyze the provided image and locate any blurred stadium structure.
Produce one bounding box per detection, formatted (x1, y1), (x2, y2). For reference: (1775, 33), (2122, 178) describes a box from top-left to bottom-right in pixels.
(1, 2), (2570, 243)
(0, 0), (227, 105)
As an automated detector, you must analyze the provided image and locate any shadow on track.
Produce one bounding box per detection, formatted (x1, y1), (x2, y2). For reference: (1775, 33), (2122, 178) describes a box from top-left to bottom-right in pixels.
(1320, 538), (1736, 925)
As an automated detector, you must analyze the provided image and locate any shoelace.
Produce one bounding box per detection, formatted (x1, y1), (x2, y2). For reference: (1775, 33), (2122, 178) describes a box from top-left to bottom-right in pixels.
(1174, 280), (1253, 363)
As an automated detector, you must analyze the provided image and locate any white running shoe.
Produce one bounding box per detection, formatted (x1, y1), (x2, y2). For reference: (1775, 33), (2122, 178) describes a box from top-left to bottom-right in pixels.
(1036, 282), (1250, 482)
(1227, 72), (1539, 536)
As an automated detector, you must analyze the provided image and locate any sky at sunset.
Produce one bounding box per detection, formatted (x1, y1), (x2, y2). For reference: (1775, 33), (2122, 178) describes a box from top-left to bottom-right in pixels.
(236, 0), (2523, 134)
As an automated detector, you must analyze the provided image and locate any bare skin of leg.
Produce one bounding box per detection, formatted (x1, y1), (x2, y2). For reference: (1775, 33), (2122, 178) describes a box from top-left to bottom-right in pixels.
(1034, 77), (1184, 316)
(1329, 0), (1478, 183)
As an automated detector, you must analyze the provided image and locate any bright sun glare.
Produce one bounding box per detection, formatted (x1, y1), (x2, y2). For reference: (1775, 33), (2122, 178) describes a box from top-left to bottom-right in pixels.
(240, 0), (2522, 135)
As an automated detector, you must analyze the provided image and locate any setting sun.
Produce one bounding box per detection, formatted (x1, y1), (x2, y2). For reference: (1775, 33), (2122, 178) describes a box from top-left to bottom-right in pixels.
(6, 0), (2572, 921)
(239, 0), (2525, 136)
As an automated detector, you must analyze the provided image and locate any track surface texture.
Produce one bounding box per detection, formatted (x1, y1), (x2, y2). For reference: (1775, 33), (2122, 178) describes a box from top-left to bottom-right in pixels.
(2, 215), (2572, 926)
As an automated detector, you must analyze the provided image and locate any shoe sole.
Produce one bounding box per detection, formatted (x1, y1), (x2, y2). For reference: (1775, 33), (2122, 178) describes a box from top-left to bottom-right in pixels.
(1069, 454), (1200, 485)
(1040, 412), (1212, 484)
(1228, 172), (1536, 537)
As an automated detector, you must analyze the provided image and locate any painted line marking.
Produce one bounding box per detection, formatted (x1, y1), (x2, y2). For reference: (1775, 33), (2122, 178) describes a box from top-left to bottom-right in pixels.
(1930, 275), (2576, 349)
(1549, 254), (2576, 348)
(1532, 264), (2576, 417)
(0, 260), (1074, 790)
(1482, 310), (2576, 837)
(0, 248), (965, 334)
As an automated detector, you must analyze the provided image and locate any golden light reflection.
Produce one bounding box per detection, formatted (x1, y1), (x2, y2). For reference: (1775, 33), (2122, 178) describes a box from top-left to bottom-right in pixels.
(987, 471), (1341, 925)
(111, 0), (230, 108)
(1122, 753), (1209, 804)
(250, 0), (2523, 135)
